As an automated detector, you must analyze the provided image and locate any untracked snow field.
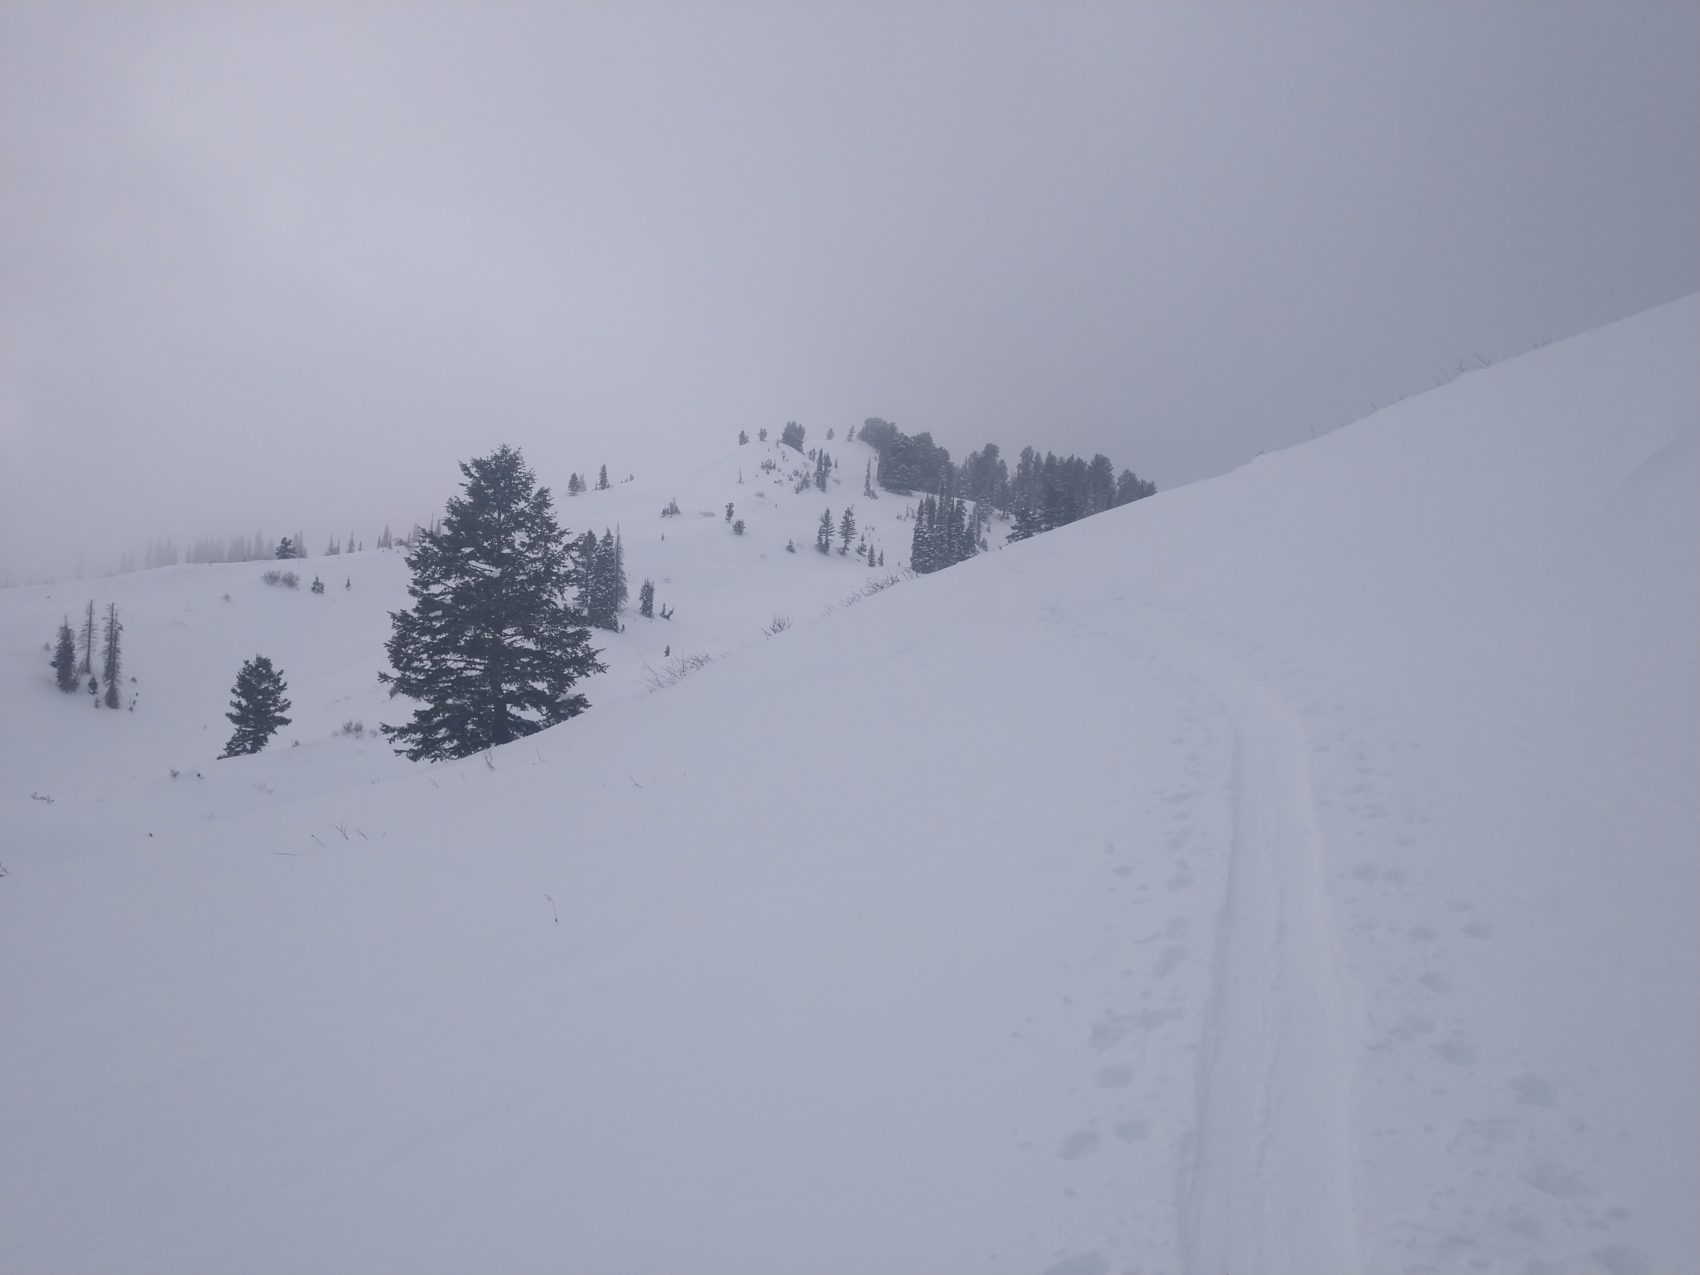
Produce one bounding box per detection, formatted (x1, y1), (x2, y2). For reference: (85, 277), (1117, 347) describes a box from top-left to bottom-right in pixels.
(2, 299), (1696, 1274)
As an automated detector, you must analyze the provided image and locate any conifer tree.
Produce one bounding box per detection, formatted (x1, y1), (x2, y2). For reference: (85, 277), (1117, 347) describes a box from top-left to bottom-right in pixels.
(220, 655), (292, 757)
(79, 600), (96, 675)
(310, 576), (326, 594)
(838, 505), (856, 554)
(597, 465), (610, 491)
(816, 508), (834, 553)
(380, 445), (604, 761)
(738, 430), (749, 445)
(52, 619), (77, 692)
(612, 528), (629, 615)
(911, 497), (934, 572)
(100, 603), (122, 708)
(864, 459), (877, 498)
(639, 578), (655, 618)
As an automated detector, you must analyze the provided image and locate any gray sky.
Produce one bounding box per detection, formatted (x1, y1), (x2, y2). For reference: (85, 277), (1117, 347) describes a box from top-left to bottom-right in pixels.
(2, 1), (1695, 581)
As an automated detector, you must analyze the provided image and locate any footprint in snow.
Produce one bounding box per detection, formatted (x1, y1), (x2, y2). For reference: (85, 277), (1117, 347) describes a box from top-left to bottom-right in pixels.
(1094, 1064), (1136, 1089)
(1056, 1128), (1100, 1160)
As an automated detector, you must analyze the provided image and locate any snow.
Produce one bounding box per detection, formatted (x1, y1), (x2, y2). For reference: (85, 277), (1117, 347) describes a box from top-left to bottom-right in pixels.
(2, 298), (1696, 1274)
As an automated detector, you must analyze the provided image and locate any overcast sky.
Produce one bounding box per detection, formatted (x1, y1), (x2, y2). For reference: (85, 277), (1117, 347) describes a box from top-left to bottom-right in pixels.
(2, 1), (1695, 580)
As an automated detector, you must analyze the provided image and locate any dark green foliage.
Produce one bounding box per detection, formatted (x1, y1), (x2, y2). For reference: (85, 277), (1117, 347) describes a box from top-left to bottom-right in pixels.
(221, 655), (292, 757)
(814, 450), (831, 491)
(780, 421), (806, 451)
(101, 603), (122, 708)
(876, 428), (951, 494)
(909, 495), (976, 574)
(567, 473), (584, 496)
(380, 445), (604, 761)
(858, 418), (899, 453)
(838, 505), (856, 554)
(639, 578), (655, 618)
(815, 508), (833, 553)
(275, 537), (296, 559)
(575, 527), (627, 631)
(52, 619), (77, 692)
(597, 465), (610, 490)
(79, 599), (95, 675)
(738, 430), (749, 445)
(1115, 468), (1157, 505)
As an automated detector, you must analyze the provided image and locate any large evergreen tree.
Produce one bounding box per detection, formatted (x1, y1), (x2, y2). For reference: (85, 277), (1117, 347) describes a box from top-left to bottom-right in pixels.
(52, 619), (77, 692)
(221, 655), (292, 757)
(380, 445), (604, 761)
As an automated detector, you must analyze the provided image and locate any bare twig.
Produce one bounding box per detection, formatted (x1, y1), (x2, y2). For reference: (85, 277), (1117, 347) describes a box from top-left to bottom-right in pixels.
(545, 893), (559, 924)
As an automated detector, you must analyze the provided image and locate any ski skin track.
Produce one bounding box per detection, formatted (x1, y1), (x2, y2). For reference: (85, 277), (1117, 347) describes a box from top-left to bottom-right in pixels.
(1179, 653), (1360, 1275)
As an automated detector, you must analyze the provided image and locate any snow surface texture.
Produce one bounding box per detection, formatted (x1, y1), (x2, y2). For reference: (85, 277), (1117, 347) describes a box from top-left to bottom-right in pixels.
(2, 299), (1696, 1274)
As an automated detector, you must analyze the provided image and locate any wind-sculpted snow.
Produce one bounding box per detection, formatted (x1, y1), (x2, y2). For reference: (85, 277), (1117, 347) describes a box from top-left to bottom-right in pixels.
(1, 298), (1696, 1273)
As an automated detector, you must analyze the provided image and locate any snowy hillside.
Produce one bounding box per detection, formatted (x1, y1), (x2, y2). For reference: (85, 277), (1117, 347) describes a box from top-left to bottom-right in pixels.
(2, 299), (1696, 1275)
(0, 433), (952, 807)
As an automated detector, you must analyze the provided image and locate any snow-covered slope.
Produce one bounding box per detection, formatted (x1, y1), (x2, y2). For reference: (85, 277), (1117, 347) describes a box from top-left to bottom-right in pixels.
(1, 298), (1695, 1275)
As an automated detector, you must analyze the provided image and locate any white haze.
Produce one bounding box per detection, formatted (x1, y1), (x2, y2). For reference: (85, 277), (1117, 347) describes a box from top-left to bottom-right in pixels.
(1, 1), (1696, 581)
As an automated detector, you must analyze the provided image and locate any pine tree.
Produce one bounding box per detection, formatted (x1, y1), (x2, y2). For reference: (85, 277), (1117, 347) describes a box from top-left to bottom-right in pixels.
(310, 576), (325, 594)
(52, 619), (77, 692)
(738, 429), (749, 445)
(816, 508), (834, 553)
(639, 578), (655, 618)
(1008, 503), (1044, 543)
(379, 446), (605, 761)
(864, 459), (877, 498)
(220, 655), (292, 758)
(838, 505), (856, 554)
(567, 472), (584, 496)
(781, 421), (806, 451)
(611, 528), (629, 615)
(100, 603), (122, 708)
(79, 600), (95, 675)
(276, 536), (295, 560)
(911, 497), (934, 572)
(597, 465), (610, 491)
